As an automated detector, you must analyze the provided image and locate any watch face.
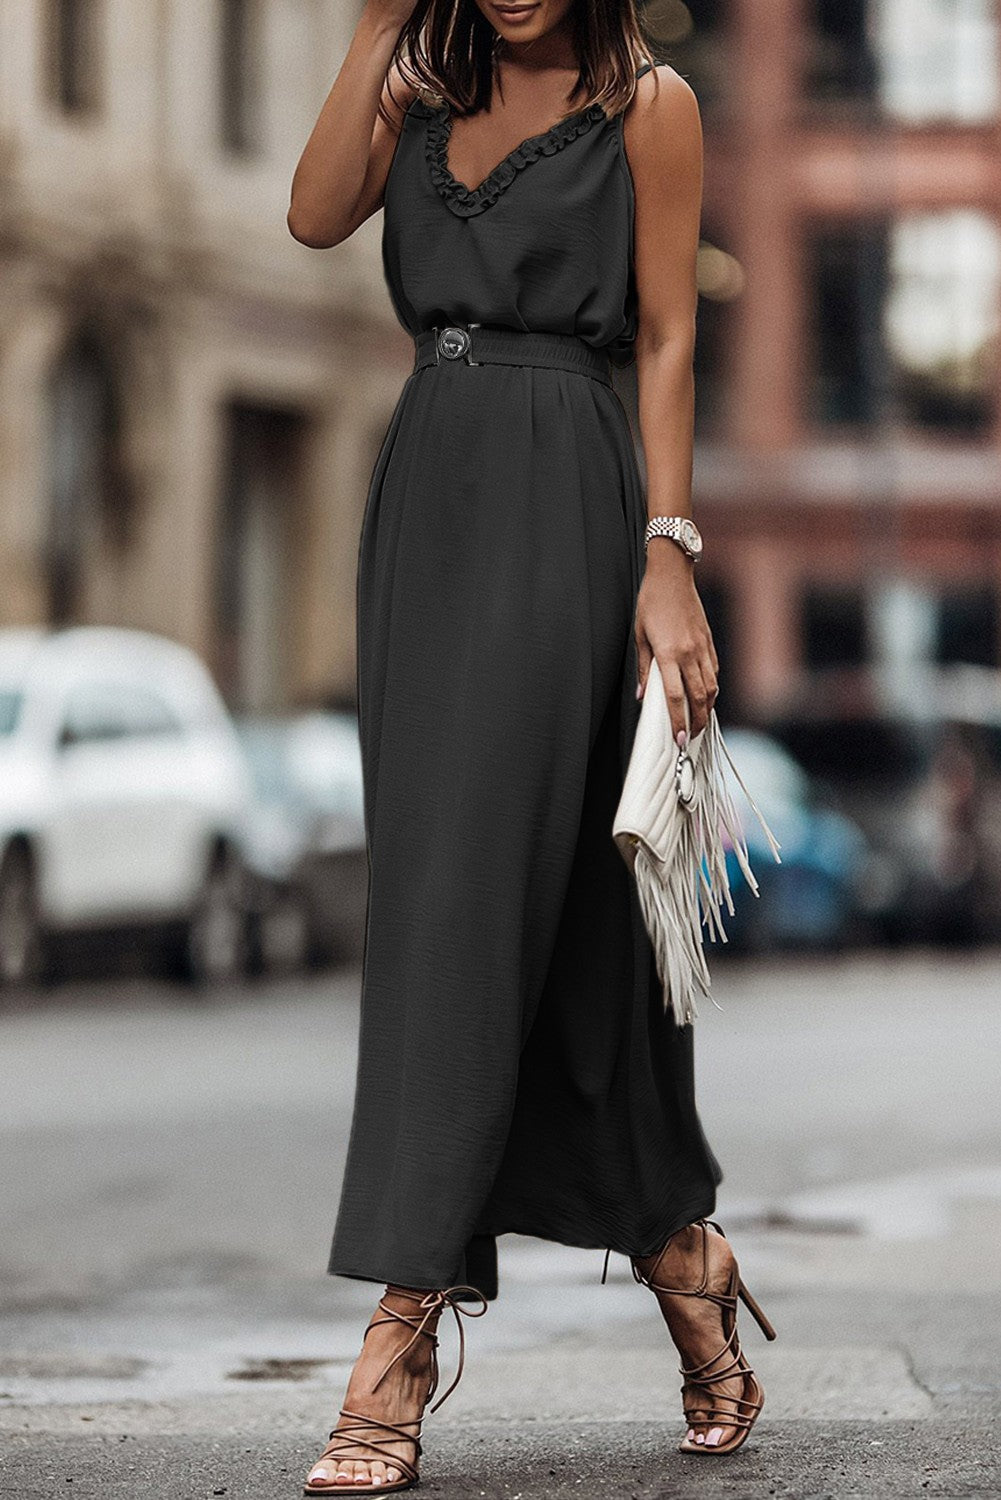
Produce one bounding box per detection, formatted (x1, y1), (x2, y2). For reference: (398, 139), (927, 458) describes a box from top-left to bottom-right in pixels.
(680, 519), (703, 557)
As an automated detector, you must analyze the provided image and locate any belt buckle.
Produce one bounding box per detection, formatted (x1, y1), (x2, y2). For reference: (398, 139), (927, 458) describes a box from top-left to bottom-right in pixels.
(433, 323), (480, 367)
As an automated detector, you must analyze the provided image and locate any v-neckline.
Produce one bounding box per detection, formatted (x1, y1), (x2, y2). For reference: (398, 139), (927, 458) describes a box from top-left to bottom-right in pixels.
(425, 97), (608, 219)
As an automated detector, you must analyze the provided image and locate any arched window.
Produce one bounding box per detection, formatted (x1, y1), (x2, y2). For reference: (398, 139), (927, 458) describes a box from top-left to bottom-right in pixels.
(219, 0), (261, 155)
(45, 0), (102, 115)
(46, 332), (121, 624)
(215, 401), (308, 710)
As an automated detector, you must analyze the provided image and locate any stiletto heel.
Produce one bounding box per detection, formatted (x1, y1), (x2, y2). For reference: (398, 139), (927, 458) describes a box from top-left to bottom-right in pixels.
(737, 1277), (777, 1341)
(632, 1217), (776, 1455)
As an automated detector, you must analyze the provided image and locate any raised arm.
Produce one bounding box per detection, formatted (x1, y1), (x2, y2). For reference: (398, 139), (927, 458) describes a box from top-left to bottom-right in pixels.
(288, 2), (420, 250)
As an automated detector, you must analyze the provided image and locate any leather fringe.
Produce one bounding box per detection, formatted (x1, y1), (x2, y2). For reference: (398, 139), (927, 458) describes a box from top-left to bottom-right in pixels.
(633, 713), (782, 1029)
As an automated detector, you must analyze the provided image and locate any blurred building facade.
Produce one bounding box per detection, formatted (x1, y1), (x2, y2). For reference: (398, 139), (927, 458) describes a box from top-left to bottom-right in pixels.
(1, 1), (999, 717)
(0, 0), (401, 711)
(659, 0), (1001, 718)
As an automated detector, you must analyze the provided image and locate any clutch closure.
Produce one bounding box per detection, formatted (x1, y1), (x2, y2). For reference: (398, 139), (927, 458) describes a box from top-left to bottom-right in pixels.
(674, 738), (696, 807)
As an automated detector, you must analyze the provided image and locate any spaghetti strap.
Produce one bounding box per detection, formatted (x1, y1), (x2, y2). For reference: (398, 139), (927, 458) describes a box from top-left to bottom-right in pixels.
(636, 60), (654, 79)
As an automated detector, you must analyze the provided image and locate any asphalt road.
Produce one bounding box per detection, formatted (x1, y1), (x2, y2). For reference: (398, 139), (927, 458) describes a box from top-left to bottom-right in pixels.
(2, 948), (1000, 1498)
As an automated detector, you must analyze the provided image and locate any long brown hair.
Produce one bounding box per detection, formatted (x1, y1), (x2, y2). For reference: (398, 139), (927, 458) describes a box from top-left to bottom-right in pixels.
(379, 0), (657, 127)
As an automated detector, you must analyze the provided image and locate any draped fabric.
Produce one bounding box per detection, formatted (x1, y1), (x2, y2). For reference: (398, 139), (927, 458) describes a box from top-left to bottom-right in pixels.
(327, 64), (722, 1298)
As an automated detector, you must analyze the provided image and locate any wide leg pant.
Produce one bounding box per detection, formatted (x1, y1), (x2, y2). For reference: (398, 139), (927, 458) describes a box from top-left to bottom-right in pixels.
(327, 363), (722, 1296)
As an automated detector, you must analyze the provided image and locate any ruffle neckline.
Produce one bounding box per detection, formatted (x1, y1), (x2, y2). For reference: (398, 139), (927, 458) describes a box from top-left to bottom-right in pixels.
(423, 97), (607, 218)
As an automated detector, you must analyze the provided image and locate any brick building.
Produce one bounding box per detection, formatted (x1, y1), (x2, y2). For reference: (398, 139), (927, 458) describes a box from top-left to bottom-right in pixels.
(650, 0), (1001, 718)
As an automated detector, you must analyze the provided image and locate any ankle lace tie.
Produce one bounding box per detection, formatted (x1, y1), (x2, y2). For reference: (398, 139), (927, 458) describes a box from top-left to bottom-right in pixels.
(367, 1283), (488, 1413)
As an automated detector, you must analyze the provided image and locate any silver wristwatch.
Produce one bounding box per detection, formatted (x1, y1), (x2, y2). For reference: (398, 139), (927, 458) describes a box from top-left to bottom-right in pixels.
(643, 515), (703, 561)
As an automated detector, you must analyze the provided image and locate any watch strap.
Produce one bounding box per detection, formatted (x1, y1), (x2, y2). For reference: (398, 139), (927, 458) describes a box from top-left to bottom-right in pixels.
(643, 515), (701, 559)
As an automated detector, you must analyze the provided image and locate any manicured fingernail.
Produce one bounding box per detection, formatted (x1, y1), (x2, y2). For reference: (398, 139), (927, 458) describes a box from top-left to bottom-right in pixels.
(676, 729), (688, 749)
(636, 681), (643, 698)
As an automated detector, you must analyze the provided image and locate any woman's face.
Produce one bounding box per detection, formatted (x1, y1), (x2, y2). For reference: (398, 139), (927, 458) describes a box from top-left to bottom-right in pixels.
(470, 0), (576, 48)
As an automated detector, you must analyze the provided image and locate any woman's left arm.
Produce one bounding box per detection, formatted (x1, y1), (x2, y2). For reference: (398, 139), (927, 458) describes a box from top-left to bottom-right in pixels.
(625, 65), (718, 743)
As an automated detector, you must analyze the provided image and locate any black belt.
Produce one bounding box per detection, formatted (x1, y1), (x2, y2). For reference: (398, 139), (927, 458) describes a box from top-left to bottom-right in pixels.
(413, 324), (612, 387)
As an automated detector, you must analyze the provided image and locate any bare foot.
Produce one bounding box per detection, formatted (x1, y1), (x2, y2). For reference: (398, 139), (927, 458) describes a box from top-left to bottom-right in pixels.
(633, 1221), (756, 1451)
(305, 1287), (440, 1491)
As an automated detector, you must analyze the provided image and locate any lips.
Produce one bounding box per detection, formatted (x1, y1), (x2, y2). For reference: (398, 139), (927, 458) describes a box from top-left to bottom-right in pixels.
(494, 4), (539, 14)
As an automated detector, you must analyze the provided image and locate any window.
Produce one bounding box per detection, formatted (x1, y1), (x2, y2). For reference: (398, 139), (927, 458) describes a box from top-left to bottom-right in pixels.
(46, 0), (101, 115)
(215, 402), (309, 711)
(220, 0), (261, 155)
(47, 332), (125, 625)
(807, 0), (1001, 121)
(808, 225), (891, 427)
(935, 585), (999, 667)
(0, 692), (24, 738)
(884, 210), (1000, 433)
(872, 0), (1000, 124)
(870, 578), (938, 672)
(58, 683), (183, 747)
(694, 236), (743, 438)
(801, 585), (868, 670)
(656, 1), (727, 118)
(807, 0), (879, 108)
(809, 212), (999, 433)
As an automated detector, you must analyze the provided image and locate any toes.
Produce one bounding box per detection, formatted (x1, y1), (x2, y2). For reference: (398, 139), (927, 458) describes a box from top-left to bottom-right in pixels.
(336, 1463), (366, 1485)
(704, 1426), (724, 1447)
(309, 1444), (408, 1490)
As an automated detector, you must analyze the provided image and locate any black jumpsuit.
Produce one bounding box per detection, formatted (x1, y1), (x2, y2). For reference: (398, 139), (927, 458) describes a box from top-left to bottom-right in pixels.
(327, 62), (722, 1299)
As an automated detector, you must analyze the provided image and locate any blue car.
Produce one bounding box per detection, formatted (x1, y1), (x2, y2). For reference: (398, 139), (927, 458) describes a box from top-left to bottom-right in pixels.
(709, 729), (883, 953)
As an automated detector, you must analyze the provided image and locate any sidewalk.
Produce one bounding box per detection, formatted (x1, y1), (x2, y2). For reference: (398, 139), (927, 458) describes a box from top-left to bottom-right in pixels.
(3, 1216), (998, 1498)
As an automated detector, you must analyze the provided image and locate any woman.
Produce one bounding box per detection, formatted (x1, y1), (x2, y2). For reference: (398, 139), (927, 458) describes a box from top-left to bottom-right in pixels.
(288, 1), (775, 1491)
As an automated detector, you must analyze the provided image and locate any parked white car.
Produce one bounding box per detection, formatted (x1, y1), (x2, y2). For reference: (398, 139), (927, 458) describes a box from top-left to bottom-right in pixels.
(0, 627), (254, 987)
(234, 710), (367, 972)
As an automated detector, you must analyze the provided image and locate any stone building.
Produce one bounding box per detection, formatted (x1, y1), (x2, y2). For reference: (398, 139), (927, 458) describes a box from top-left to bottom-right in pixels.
(0, 0), (403, 711)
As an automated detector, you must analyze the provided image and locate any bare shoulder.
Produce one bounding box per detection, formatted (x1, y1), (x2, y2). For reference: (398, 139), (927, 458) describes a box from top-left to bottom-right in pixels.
(622, 61), (702, 163)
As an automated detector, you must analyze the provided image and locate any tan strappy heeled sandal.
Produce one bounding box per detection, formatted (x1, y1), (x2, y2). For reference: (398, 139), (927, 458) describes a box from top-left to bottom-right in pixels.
(631, 1217), (776, 1456)
(303, 1282), (487, 1495)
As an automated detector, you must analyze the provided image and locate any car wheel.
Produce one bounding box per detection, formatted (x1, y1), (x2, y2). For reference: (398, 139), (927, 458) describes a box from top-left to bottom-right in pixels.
(0, 844), (45, 989)
(182, 847), (248, 986)
(252, 890), (311, 977)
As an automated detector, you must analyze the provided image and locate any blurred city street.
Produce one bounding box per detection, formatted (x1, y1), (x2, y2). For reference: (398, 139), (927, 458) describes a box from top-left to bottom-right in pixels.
(2, 948), (1000, 1498)
(3, 1), (1001, 1496)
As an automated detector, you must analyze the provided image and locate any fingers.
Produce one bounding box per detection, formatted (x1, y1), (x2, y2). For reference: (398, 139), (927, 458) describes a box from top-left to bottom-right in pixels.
(681, 658), (711, 738)
(701, 651), (719, 715)
(659, 655), (718, 739)
(659, 660), (689, 744)
(636, 625), (719, 733)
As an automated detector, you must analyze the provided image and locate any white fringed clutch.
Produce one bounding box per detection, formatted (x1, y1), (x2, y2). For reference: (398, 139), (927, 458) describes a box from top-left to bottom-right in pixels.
(612, 658), (782, 1027)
